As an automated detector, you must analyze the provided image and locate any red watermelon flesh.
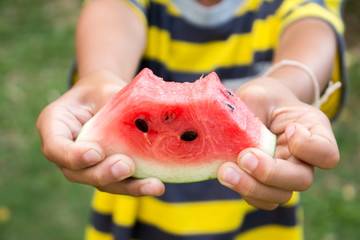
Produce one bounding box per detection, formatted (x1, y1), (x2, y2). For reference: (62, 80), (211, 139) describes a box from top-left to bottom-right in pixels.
(76, 68), (276, 183)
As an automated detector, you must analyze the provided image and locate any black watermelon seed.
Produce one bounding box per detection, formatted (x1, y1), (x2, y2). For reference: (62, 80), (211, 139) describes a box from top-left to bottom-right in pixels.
(135, 118), (148, 132)
(226, 103), (235, 111)
(225, 89), (233, 96)
(180, 131), (198, 141)
(163, 112), (176, 123)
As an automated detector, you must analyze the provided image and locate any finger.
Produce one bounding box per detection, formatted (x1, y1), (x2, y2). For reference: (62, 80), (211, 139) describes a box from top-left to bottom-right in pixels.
(98, 178), (165, 197)
(218, 162), (293, 205)
(62, 154), (135, 186)
(285, 123), (340, 169)
(45, 136), (105, 170)
(37, 104), (105, 170)
(237, 148), (314, 191)
(242, 197), (280, 211)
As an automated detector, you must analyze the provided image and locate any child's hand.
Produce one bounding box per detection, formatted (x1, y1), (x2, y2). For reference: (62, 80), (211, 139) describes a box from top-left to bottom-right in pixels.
(218, 77), (340, 210)
(37, 70), (165, 197)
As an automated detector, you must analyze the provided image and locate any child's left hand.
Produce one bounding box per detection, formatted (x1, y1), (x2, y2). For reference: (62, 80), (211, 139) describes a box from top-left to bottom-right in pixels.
(217, 77), (340, 210)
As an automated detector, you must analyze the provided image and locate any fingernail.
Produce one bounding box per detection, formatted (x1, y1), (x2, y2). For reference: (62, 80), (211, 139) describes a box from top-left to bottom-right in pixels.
(140, 182), (156, 195)
(83, 150), (102, 165)
(240, 152), (259, 172)
(222, 167), (240, 186)
(285, 124), (296, 139)
(111, 161), (131, 179)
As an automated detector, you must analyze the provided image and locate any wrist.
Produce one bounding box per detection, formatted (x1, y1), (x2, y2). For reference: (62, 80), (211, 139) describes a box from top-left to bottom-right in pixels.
(76, 69), (128, 91)
(264, 60), (320, 107)
(236, 77), (300, 125)
(72, 69), (127, 112)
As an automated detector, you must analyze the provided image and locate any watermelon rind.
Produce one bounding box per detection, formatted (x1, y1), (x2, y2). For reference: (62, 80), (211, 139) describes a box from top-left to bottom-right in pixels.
(76, 112), (277, 184)
(75, 68), (278, 183)
(258, 125), (277, 158)
(132, 157), (222, 183)
(131, 125), (276, 183)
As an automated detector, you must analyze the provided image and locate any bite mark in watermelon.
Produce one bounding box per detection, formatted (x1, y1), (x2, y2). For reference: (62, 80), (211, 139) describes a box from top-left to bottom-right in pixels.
(76, 68), (276, 183)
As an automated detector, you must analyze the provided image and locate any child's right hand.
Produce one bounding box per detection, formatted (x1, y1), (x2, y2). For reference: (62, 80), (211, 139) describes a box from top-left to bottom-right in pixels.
(36, 70), (165, 197)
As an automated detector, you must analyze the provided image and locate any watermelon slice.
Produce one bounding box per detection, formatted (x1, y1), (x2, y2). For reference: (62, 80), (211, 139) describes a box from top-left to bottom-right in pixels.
(76, 68), (276, 183)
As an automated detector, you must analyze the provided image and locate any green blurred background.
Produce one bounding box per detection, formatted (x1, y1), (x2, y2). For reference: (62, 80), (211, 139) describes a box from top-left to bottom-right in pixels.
(0, 0), (359, 239)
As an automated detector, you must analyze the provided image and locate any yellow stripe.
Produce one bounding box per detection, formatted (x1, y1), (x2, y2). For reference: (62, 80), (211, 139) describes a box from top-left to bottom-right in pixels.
(275, 1), (345, 119)
(71, 69), (78, 85)
(252, 16), (281, 49)
(91, 190), (139, 226)
(90, 191), (301, 237)
(234, 0), (262, 16)
(235, 225), (303, 240)
(320, 51), (343, 119)
(149, 0), (166, 4)
(236, 197), (304, 240)
(280, 2), (344, 34)
(144, 1), (344, 73)
(138, 196), (255, 234)
(134, 0), (149, 8)
(282, 191), (300, 207)
(276, 0), (307, 18)
(91, 190), (300, 232)
(85, 226), (113, 240)
(92, 190), (139, 227)
(235, 0), (276, 17)
(122, 0), (148, 27)
(144, 16), (280, 72)
(91, 190), (116, 214)
(324, 0), (343, 16)
(113, 195), (139, 226)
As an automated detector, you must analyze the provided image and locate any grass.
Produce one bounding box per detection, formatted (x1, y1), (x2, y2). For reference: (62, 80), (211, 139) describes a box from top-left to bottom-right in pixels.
(0, 0), (93, 239)
(302, 53), (360, 240)
(0, 1), (359, 239)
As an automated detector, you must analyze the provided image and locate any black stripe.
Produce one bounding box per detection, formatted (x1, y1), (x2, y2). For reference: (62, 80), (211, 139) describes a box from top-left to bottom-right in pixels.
(90, 204), (299, 240)
(91, 210), (113, 233)
(139, 59), (203, 82)
(90, 211), (134, 240)
(139, 49), (273, 82)
(132, 206), (299, 240)
(215, 49), (273, 78)
(133, 222), (235, 240)
(279, 0), (347, 121)
(113, 224), (136, 240)
(333, 28), (348, 121)
(147, 1), (283, 43)
(238, 205), (298, 233)
(281, 0), (326, 20)
(67, 60), (77, 88)
(158, 179), (242, 203)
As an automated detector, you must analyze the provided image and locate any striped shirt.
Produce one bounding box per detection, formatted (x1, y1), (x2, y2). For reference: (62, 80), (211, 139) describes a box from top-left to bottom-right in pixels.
(84, 0), (346, 239)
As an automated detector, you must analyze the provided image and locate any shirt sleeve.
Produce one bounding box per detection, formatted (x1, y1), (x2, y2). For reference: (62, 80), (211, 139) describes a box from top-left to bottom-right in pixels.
(276, 0), (347, 120)
(123, 0), (149, 26)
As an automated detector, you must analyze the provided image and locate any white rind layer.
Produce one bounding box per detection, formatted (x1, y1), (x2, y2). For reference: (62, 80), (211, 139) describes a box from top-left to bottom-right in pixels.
(133, 125), (276, 183)
(258, 124), (277, 157)
(133, 157), (224, 183)
(77, 117), (276, 183)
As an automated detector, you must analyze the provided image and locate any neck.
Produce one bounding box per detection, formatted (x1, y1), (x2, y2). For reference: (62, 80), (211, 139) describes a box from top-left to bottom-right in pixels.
(196, 0), (222, 7)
